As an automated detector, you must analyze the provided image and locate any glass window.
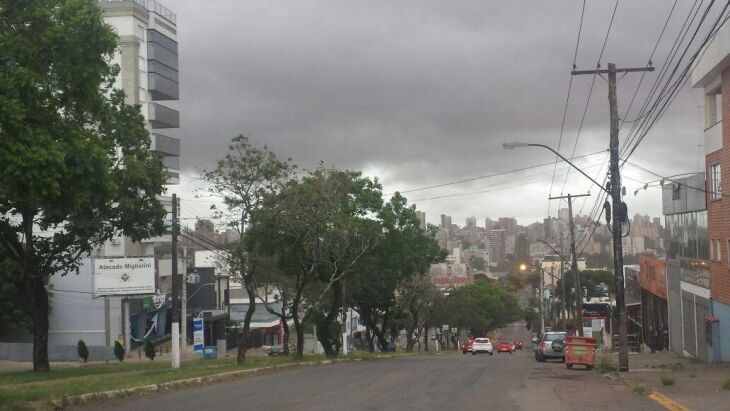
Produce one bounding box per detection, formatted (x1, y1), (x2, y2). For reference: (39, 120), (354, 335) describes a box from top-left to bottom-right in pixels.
(711, 163), (721, 200)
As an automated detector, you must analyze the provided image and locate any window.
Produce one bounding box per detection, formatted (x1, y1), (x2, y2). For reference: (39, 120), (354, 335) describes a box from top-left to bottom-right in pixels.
(711, 163), (721, 199)
(717, 239), (722, 262)
(710, 239), (714, 261)
(727, 239), (729, 267)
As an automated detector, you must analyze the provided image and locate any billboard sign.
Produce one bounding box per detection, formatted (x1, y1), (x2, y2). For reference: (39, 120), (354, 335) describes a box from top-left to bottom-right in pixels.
(93, 258), (155, 296)
(193, 317), (204, 356)
(640, 256), (667, 299)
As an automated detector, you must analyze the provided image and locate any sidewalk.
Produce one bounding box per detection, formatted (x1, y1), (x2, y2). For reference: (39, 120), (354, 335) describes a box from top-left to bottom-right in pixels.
(597, 349), (730, 410)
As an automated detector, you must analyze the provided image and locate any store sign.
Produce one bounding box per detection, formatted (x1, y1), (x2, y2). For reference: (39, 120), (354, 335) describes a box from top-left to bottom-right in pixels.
(640, 256), (667, 299)
(582, 303), (610, 319)
(93, 257), (155, 296)
(193, 317), (204, 356)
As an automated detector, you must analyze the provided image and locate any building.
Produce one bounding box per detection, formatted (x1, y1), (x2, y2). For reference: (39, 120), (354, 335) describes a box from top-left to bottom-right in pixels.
(416, 211), (427, 230)
(465, 216), (477, 229)
(690, 23), (730, 361)
(640, 255), (669, 352)
(489, 229), (507, 264)
(663, 173), (711, 361)
(99, 0), (180, 184)
(440, 214), (452, 229)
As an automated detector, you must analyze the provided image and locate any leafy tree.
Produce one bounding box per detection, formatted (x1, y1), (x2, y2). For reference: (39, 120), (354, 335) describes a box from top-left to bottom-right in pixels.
(250, 167), (382, 358)
(435, 282), (521, 337)
(204, 135), (293, 365)
(397, 275), (441, 352)
(0, 1), (167, 371)
(469, 256), (486, 272)
(349, 194), (445, 352)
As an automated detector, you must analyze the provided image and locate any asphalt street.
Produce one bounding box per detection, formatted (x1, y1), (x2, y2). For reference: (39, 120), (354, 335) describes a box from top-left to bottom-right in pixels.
(86, 326), (663, 411)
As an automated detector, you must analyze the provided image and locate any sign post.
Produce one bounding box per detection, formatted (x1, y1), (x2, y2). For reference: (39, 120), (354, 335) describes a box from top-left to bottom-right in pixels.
(193, 316), (204, 358)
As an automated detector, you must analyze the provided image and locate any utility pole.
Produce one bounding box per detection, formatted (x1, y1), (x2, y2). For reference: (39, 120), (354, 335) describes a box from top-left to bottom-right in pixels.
(559, 224), (566, 319)
(572, 62), (654, 372)
(539, 264), (545, 334)
(171, 194), (181, 369)
(550, 193), (590, 337)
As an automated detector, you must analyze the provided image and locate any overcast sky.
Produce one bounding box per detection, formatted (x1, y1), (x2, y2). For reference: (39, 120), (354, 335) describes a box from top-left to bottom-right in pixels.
(164, 0), (710, 227)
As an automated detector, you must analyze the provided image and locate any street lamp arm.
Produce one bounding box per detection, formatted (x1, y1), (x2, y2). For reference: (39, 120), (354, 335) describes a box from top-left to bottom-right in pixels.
(536, 240), (569, 262)
(186, 282), (215, 302)
(502, 143), (609, 194)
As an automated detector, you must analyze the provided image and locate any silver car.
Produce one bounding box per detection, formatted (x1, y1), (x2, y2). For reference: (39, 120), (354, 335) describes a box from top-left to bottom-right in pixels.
(534, 332), (567, 362)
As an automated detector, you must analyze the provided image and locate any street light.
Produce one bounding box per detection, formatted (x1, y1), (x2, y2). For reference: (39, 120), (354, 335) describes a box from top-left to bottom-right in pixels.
(537, 240), (571, 321)
(502, 142), (609, 194)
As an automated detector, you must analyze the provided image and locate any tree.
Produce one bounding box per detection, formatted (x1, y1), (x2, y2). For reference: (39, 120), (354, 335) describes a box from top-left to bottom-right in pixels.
(77, 340), (89, 363)
(397, 275), (440, 352)
(469, 256), (486, 272)
(204, 135), (293, 365)
(250, 167), (382, 358)
(349, 194), (445, 352)
(144, 340), (156, 361)
(0, 1), (167, 371)
(435, 283), (521, 337)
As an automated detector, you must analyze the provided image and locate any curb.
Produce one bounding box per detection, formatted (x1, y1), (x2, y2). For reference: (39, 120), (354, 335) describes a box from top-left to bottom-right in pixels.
(614, 375), (690, 411)
(51, 353), (417, 408)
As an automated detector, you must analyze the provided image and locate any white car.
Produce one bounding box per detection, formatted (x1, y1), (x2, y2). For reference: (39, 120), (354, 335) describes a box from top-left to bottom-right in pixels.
(471, 337), (494, 355)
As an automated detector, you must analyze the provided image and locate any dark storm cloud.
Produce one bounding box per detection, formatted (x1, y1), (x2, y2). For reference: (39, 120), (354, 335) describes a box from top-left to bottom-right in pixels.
(168, 0), (707, 224)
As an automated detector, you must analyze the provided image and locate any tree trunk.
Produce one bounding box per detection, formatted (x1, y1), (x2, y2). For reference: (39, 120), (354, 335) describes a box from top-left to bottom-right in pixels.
(236, 274), (257, 365)
(31, 277), (50, 372)
(405, 326), (415, 352)
(424, 324), (429, 352)
(281, 317), (290, 355)
(316, 280), (343, 358)
(365, 326), (375, 353)
(294, 317), (305, 359)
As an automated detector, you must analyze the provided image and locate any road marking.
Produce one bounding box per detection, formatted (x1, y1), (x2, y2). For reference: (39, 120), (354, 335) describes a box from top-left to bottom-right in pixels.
(647, 391), (690, 411)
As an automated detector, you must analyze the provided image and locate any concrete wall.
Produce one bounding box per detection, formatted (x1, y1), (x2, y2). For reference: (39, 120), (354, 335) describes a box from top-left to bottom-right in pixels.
(667, 259), (684, 356)
(0, 342), (115, 362)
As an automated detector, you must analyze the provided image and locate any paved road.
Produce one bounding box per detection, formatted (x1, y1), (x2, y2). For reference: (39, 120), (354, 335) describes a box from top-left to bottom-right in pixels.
(87, 326), (662, 411)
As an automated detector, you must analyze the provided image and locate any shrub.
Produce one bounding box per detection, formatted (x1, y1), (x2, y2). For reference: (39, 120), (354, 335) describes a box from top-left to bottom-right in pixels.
(114, 340), (125, 362)
(661, 376), (675, 386)
(634, 385), (649, 396)
(77, 339), (89, 363)
(722, 379), (730, 390)
(144, 340), (156, 361)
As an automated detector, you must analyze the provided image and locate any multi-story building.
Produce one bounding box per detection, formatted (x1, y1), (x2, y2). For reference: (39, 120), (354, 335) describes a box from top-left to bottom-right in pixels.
(663, 173), (711, 361)
(416, 211), (427, 230)
(691, 27), (730, 361)
(489, 229), (507, 264)
(98, 0), (181, 258)
(440, 214), (452, 229)
(465, 216), (477, 229)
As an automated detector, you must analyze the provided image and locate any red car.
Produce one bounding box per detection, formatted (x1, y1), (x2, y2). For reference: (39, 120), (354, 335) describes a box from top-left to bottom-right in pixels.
(496, 340), (514, 354)
(514, 340), (523, 350)
(461, 338), (474, 354)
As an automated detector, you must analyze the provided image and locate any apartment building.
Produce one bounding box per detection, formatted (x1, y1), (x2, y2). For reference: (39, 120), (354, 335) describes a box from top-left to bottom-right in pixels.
(691, 22), (730, 361)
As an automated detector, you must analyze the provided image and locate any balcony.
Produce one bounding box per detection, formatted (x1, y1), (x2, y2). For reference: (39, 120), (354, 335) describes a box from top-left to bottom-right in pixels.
(705, 120), (722, 155)
(147, 42), (178, 71)
(691, 20), (730, 87)
(148, 102), (179, 128)
(151, 133), (179, 156)
(148, 72), (179, 100)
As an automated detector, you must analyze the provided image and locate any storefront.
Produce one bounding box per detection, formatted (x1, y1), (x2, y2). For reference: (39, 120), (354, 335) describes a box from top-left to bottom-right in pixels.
(640, 256), (668, 352)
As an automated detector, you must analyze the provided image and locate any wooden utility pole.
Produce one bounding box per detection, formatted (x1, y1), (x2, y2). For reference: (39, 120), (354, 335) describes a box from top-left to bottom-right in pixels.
(171, 194), (180, 368)
(572, 63), (654, 372)
(549, 193), (590, 336)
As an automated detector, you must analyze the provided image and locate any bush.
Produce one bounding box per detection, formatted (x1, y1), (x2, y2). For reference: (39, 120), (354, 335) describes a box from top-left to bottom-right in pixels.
(634, 385), (649, 396)
(144, 340), (156, 361)
(723, 379), (730, 390)
(114, 340), (125, 362)
(661, 376), (675, 386)
(77, 339), (89, 363)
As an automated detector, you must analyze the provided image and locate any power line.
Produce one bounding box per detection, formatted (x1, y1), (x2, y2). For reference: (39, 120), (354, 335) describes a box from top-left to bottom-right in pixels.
(560, 0), (620, 195)
(548, 0), (588, 220)
(385, 149), (606, 196)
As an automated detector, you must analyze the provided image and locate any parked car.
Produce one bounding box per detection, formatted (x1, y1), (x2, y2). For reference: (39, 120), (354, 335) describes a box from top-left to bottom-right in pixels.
(514, 340), (523, 350)
(267, 345), (286, 356)
(496, 340), (513, 354)
(462, 338), (474, 354)
(535, 331), (567, 362)
(471, 337), (493, 355)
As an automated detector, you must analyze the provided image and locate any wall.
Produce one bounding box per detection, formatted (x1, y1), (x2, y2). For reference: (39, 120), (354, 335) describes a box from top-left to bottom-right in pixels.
(667, 259), (684, 357)
(640, 256), (668, 299)
(711, 299), (730, 361)
(0, 342), (115, 362)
